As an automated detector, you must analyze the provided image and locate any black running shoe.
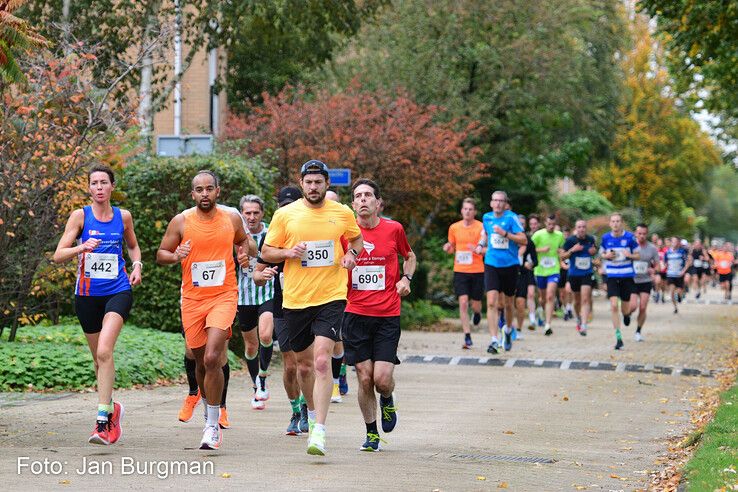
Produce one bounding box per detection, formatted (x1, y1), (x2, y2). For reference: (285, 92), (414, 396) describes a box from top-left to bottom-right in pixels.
(544, 327), (553, 336)
(614, 339), (624, 350)
(487, 340), (499, 354)
(380, 394), (397, 433)
(360, 432), (382, 452)
(623, 314), (631, 326)
(472, 312), (481, 326)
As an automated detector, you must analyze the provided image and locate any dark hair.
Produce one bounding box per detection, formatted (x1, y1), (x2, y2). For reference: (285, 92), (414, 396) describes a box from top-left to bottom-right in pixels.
(636, 223), (648, 230)
(351, 178), (381, 199)
(192, 169), (219, 188)
(88, 164), (115, 184)
(529, 214), (540, 222)
(547, 214), (556, 221)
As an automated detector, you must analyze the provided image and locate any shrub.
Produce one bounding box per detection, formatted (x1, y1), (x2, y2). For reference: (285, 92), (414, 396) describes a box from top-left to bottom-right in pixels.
(119, 151), (275, 331)
(0, 323), (240, 391)
(554, 190), (615, 219)
(401, 300), (446, 330)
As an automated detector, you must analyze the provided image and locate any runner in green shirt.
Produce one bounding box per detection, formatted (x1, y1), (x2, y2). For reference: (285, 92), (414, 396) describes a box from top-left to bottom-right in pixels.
(531, 215), (565, 335)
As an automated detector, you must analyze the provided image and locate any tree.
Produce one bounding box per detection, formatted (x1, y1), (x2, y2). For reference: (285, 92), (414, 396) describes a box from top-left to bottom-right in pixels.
(700, 165), (738, 242)
(221, 0), (385, 113)
(0, 49), (133, 340)
(0, 0), (48, 84)
(318, 0), (625, 204)
(589, 16), (721, 235)
(638, 0), (738, 141)
(222, 84), (483, 244)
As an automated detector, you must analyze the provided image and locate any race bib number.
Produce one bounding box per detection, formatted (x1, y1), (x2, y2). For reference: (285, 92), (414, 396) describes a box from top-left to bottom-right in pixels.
(191, 260), (226, 287)
(633, 261), (648, 275)
(667, 259), (682, 274)
(241, 257), (257, 278)
(490, 233), (509, 250)
(693, 259), (703, 268)
(301, 240), (334, 267)
(574, 256), (591, 270)
(84, 253), (118, 280)
(455, 251), (473, 265)
(540, 256), (557, 268)
(352, 265), (386, 291)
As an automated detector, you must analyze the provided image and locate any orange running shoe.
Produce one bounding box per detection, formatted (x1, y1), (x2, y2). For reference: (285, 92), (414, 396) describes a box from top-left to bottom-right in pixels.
(108, 401), (124, 444)
(88, 419), (111, 445)
(218, 407), (230, 429)
(179, 390), (200, 422)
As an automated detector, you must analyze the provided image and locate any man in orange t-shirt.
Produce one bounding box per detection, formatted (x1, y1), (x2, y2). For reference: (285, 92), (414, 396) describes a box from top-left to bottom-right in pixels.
(443, 197), (484, 349)
(712, 243), (736, 300)
(157, 170), (256, 451)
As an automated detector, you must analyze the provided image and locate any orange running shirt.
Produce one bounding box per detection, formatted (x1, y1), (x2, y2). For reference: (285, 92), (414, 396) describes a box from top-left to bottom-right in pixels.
(180, 207), (238, 301)
(713, 251), (735, 275)
(448, 220), (484, 273)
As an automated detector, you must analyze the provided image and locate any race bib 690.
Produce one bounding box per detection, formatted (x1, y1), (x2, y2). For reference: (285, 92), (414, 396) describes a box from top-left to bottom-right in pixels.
(352, 265), (385, 291)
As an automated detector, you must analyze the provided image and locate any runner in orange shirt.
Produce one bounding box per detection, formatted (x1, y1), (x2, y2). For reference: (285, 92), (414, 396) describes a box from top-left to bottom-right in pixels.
(157, 170), (256, 450)
(443, 198), (485, 349)
(712, 243), (736, 300)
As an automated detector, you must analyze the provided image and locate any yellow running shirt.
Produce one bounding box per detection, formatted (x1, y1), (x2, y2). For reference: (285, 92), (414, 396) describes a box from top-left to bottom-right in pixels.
(265, 199), (361, 309)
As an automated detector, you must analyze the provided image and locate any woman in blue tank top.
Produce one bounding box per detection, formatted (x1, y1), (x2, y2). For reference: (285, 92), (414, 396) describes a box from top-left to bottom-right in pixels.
(53, 164), (142, 446)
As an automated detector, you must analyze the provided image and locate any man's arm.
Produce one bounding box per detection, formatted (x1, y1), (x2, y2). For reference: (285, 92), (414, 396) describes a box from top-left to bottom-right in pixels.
(396, 250), (417, 297)
(156, 214), (187, 265)
(341, 233), (364, 270)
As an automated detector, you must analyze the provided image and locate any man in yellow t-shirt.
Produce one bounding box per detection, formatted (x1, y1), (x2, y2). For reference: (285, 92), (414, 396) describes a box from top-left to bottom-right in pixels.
(443, 197), (484, 349)
(262, 160), (362, 457)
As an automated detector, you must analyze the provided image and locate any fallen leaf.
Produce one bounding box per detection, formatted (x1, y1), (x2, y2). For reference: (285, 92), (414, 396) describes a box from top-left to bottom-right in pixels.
(221, 473), (231, 478)
(610, 474), (620, 479)
(659, 398), (669, 403)
(59, 480), (70, 485)
(563, 396), (569, 401)
(503, 430), (515, 435)
(498, 482), (508, 489)
(476, 476), (486, 481)
(574, 486), (587, 490)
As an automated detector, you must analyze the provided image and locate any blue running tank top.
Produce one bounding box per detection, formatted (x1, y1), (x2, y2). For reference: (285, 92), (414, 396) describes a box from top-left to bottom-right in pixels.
(75, 206), (131, 296)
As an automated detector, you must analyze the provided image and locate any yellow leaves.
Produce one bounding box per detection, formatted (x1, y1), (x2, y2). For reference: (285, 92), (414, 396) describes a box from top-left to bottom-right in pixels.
(476, 476), (486, 481)
(497, 482), (508, 488)
(221, 472), (231, 478)
(502, 430), (515, 435)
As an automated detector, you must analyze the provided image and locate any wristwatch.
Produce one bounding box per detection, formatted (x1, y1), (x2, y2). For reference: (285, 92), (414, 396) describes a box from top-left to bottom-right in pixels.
(402, 274), (413, 281)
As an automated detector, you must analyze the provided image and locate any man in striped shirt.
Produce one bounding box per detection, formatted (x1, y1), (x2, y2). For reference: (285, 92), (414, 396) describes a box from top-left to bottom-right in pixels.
(237, 195), (276, 410)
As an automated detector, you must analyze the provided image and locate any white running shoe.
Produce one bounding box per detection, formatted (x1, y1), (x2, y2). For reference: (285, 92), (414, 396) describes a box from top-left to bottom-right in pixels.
(634, 332), (644, 342)
(251, 397), (265, 410)
(199, 425), (222, 450)
(255, 376), (270, 401)
(330, 383), (342, 403)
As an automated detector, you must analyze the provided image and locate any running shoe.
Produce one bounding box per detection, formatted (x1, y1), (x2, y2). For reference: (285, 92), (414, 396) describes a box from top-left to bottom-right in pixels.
(200, 425), (222, 450)
(527, 321), (536, 331)
(218, 407), (230, 429)
(510, 327), (518, 341)
(286, 412), (302, 436)
(515, 328), (524, 340)
(339, 373), (349, 396)
(673, 306), (678, 314)
(463, 333), (473, 349)
(696, 292), (701, 299)
(634, 332), (644, 342)
(623, 314), (631, 326)
(255, 376), (270, 401)
(299, 403), (309, 433)
(503, 330), (512, 352)
(614, 338), (624, 350)
(108, 401), (124, 444)
(251, 397), (265, 410)
(178, 391), (200, 422)
(330, 383), (342, 403)
(575, 322), (581, 333)
(472, 312), (481, 326)
(88, 419), (111, 445)
(579, 328), (587, 336)
(677, 293), (682, 303)
(380, 394), (398, 433)
(544, 327), (553, 336)
(563, 310), (572, 321)
(307, 427), (326, 456)
(487, 340), (499, 354)
(360, 432), (382, 452)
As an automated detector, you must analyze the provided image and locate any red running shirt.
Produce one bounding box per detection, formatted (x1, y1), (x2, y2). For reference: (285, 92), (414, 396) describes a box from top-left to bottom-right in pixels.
(346, 218), (412, 317)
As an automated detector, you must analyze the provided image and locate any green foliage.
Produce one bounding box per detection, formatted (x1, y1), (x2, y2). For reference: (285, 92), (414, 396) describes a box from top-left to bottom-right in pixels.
(221, 0), (385, 112)
(417, 235), (455, 306)
(683, 373), (738, 491)
(119, 149), (275, 331)
(400, 300), (446, 330)
(700, 165), (738, 242)
(0, 324), (240, 391)
(318, 0), (625, 201)
(554, 190), (615, 219)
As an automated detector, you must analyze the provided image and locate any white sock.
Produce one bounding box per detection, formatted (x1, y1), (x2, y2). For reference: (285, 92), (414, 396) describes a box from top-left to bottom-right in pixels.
(313, 423), (325, 434)
(545, 323), (551, 330)
(206, 404), (219, 428)
(307, 409), (316, 421)
(503, 324), (512, 334)
(333, 378), (339, 385)
(566, 303), (573, 311)
(202, 397), (208, 420)
(491, 336), (499, 343)
(529, 313), (536, 323)
(581, 323), (587, 330)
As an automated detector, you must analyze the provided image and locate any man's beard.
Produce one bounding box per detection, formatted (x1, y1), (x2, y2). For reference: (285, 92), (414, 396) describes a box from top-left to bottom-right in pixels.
(197, 199), (215, 211)
(305, 190), (326, 205)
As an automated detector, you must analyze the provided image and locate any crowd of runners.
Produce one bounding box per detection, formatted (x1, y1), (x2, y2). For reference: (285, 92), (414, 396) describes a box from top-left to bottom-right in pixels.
(444, 198), (738, 354)
(52, 161), (737, 456)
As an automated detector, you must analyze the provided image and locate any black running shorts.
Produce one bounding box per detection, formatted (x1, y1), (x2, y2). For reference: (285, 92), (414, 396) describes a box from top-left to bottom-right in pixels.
(633, 281), (653, 294)
(237, 300), (274, 332)
(666, 276), (685, 289)
(283, 300), (345, 353)
(515, 269), (535, 298)
(342, 312), (401, 365)
(75, 290), (133, 334)
(484, 264), (519, 297)
(273, 317), (291, 352)
(606, 277), (633, 302)
(568, 275), (593, 293)
(453, 272), (484, 301)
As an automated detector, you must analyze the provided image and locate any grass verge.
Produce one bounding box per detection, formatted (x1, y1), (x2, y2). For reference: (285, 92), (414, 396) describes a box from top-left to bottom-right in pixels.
(0, 323), (240, 391)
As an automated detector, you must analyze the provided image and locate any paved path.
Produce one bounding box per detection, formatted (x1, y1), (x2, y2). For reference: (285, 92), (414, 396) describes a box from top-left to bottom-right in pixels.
(0, 289), (735, 491)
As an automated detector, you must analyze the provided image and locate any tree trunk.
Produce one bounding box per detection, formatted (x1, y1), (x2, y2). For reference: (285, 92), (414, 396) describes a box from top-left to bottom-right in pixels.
(138, 11), (157, 148)
(61, 0), (72, 54)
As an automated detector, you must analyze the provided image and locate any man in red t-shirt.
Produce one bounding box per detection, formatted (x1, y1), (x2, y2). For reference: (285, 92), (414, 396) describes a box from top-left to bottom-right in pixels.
(342, 178), (416, 452)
